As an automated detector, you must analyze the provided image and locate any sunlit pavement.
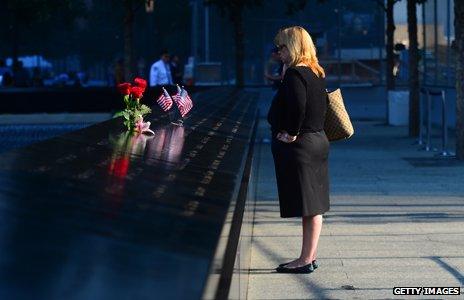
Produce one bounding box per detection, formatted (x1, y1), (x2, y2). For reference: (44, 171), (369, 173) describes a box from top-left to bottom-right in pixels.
(247, 89), (464, 299)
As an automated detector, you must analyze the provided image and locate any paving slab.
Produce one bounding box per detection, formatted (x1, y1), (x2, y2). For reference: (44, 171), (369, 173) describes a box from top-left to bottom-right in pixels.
(247, 114), (464, 299)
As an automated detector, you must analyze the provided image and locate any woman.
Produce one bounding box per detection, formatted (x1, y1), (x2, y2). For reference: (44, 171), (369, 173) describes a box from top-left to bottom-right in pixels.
(267, 26), (330, 274)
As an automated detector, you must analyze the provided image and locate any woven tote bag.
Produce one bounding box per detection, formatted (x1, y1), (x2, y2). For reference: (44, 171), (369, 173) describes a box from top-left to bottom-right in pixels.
(324, 88), (354, 141)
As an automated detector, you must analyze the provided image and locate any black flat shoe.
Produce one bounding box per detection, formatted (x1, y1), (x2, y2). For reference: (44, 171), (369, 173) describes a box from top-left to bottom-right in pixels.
(279, 260), (319, 269)
(275, 262), (314, 274)
(312, 260), (319, 270)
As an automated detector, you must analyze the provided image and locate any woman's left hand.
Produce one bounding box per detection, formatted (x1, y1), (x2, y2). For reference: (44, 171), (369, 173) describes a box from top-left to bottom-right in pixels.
(276, 131), (297, 143)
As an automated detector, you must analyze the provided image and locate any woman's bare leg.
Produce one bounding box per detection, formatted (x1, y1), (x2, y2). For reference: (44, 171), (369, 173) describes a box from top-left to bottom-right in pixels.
(300, 214), (323, 262)
(285, 214), (323, 268)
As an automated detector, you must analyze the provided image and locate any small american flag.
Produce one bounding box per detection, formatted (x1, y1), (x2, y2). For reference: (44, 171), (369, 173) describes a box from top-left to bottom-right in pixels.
(173, 85), (193, 118)
(156, 87), (173, 111)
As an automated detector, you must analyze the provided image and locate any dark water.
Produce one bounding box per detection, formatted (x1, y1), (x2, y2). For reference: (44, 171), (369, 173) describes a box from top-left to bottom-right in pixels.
(0, 124), (92, 153)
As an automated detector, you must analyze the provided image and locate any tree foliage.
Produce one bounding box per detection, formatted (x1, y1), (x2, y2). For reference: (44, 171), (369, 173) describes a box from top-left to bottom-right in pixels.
(205, 0), (264, 86)
(0, 0), (86, 59)
(4, 0), (85, 25)
(205, 0), (263, 19)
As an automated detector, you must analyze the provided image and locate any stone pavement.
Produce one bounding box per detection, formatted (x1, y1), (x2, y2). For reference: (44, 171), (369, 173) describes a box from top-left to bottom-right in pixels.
(247, 116), (464, 299)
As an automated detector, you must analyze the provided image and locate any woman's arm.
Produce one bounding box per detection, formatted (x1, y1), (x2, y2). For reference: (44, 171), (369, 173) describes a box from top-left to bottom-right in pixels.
(281, 69), (306, 137)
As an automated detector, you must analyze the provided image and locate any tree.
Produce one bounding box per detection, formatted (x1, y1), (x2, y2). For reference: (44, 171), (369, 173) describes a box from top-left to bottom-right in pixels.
(206, 0), (264, 86)
(374, 0), (401, 90)
(2, 0), (85, 63)
(206, 0), (327, 86)
(122, 0), (150, 81)
(407, 0), (426, 137)
(455, 0), (464, 159)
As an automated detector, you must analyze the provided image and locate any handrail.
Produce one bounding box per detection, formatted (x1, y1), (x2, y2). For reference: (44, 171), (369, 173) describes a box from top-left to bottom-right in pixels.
(353, 60), (380, 75)
(321, 59), (380, 82)
(418, 87), (455, 157)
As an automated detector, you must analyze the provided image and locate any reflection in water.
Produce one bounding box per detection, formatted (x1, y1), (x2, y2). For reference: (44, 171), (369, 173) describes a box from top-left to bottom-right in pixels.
(146, 127), (166, 162)
(163, 125), (185, 164)
(107, 131), (158, 171)
(105, 131), (155, 218)
(145, 124), (185, 166)
(103, 125), (185, 217)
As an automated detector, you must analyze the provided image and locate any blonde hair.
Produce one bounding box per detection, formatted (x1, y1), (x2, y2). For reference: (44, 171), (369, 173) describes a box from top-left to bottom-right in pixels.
(274, 26), (325, 78)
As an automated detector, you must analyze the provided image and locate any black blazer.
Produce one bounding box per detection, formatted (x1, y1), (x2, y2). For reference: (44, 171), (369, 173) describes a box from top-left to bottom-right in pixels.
(267, 66), (327, 136)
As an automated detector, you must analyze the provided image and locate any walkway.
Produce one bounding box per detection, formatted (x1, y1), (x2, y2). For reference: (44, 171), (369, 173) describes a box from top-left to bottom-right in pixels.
(247, 115), (464, 299)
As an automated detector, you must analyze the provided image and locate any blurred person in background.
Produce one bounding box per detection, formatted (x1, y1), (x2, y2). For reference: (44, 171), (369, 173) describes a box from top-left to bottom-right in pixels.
(54, 73), (69, 87)
(0, 59), (13, 87)
(264, 47), (283, 90)
(395, 43), (409, 82)
(77, 71), (88, 86)
(69, 71), (82, 87)
(149, 49), (173, 87)
(13, 60), (31, 87)
(32, 67), (44, 87)
(170, 55), (183, 85)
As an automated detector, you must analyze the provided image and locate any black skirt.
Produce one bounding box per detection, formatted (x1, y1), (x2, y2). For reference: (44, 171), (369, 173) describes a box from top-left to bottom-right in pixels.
(271, 130), (330, 218)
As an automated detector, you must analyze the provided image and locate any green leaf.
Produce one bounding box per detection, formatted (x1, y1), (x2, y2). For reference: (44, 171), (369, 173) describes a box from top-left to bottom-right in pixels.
(139, 104), (152, 115)
(113, 111), (124, 118)
(123, 119), (134, 131)
(122, 111), (131, 120)
(123, 95), (130, 106)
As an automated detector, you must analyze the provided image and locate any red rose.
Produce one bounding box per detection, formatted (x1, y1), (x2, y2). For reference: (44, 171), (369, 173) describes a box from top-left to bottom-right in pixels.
(117, 83), (131, 95)
(134, 77), (147, 92)
(111, 156), (130, 178)
(130, 86), (144, 99)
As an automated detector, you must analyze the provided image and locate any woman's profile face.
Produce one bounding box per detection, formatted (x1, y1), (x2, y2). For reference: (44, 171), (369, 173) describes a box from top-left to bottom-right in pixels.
(277, 44), (291, 65)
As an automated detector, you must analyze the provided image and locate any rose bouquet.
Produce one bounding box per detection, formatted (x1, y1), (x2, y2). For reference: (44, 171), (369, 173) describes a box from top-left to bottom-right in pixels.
(115, 78), (153, 134)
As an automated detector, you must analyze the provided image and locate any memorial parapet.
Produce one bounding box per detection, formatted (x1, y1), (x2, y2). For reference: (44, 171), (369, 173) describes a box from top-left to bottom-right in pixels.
(0, 87), (258, 300)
